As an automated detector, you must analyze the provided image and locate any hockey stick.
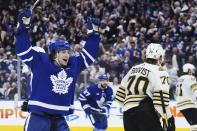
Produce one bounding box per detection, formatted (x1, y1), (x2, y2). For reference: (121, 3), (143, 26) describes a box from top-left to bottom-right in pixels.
(14, 98), (123, 116)
(159, 90), (168, 131)
(30, 0), (40, 12)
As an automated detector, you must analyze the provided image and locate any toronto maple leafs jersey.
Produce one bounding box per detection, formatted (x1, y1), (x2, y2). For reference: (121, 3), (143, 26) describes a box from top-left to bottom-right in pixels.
(79, 84), (113, 112)
(115, 62), (172, 119)
(175, 74), (197, 111)
(15, 29), (100, 115)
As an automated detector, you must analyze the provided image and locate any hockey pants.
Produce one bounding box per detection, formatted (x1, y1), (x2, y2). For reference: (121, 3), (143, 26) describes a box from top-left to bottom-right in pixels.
(24, 110), (70, 131)
(88, 112), (107, 131)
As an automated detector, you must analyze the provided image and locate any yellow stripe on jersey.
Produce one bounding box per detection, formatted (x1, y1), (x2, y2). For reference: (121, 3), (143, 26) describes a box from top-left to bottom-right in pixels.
(123, 95), (146, 106)
(116, 91), (126, 98)
(125, 95), (146, 99)
(154, 89), (169, 94)
(177, 103), (196, 108)
(153, 96), (170, 102)
(115, 98), (124, 104)
(124, 101), (140, 106)
(154, 104), (169, 108)
(119, 85), (126, 91)
(191, 83), (197, 89)
(177, 99), (191, 105)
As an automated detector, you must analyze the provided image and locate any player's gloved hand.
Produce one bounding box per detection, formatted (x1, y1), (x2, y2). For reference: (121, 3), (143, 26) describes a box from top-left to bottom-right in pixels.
(18, 8), (32, 29)
(167, 116), (175, 131)
(101, 107), (107, 114)
(21, 99), (29, 112)
(84, 107), (91, 115)
(87, 17), (101, 37)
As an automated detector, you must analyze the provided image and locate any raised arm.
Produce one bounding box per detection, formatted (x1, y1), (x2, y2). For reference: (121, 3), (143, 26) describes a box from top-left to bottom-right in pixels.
(76, 17), (101, 73)
(15, 8), (42, 69)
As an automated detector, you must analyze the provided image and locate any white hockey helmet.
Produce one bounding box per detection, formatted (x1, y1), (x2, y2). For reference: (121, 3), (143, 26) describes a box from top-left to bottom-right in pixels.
(183, 63), (195, 73)
(146, 43), (164, 60)
(32, 46), (45, 53)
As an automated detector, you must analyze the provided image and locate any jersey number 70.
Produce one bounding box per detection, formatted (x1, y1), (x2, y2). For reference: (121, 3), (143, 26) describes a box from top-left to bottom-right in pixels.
(127, 75), (150, 95)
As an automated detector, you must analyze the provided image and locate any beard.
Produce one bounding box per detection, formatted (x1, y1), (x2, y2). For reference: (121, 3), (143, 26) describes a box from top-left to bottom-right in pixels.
(100, 84), (107, 89)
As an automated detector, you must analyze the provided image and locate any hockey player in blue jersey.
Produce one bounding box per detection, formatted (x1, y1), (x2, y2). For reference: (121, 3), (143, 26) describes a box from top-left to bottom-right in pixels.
(79, 74), (113, 131)
(15, 8), (101, 131)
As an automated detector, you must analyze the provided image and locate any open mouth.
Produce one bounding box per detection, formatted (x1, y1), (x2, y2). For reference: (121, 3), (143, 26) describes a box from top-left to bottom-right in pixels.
(63, 59), (68, 62)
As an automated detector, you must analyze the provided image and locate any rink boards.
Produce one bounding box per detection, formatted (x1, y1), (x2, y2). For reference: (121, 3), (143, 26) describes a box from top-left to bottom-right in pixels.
(0, 100), (190, 131)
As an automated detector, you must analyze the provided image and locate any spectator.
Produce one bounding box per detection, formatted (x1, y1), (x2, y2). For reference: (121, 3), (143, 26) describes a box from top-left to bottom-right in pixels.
(108, 76), (120, 98)
(2, 0), (197, 100)
(3, 82), (12, 99)
(89, 61), (105, 84)
(8, 69), (17, 83)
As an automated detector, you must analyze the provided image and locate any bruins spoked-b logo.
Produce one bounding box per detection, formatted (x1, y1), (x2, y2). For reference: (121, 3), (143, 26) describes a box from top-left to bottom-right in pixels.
(50, 70), (73, 95)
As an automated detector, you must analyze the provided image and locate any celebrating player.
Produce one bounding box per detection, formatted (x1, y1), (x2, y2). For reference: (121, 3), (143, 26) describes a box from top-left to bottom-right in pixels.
(15, 8), (101, 131)
(115, 43), (175, 131)
(79, 74), (113, 131)
(175, 63), (197, 131)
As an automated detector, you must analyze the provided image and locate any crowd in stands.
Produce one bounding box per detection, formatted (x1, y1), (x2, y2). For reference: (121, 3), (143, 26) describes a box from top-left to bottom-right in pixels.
(0, 0), (197, 100)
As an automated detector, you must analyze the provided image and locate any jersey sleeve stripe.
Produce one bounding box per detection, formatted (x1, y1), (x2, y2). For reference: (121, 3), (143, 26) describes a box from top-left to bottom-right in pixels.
(126, 95), (146, 99)
(82, 48), (95, 62)
(78, 97), (86, 101)
(115, 95), (125, 102)
(154, 89), (169, 94)
(79, 94), (86, 99)
(17, 46), (32, 56)
(83, 104), (91, 109)
(177, 99), (191, 104)
(106, 101), (112, 104)
(153, 95), (169, 99)
(116, 91), (125, 98)
(153, 96), (170, 102)
(119, 85), (126, 91)
(124, 101), (140, 106)
(28, 100), (71, 111)
(22, 56), (33, 63)
(154, 104), (169, 107)
(115, 98), (124, 104)
(153, 101), (169, 106)
(177, 103), (196, 108)
(80, 52), (89, 68)
(191, 83), (197, 89)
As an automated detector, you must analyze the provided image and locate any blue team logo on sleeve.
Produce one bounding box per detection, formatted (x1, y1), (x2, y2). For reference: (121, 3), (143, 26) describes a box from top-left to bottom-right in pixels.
(50, 70), (73, 95)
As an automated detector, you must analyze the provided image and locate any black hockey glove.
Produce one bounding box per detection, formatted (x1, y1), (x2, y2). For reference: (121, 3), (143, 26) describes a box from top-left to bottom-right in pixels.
(21, 99), (29, 112)
(167, 116), (175, 131)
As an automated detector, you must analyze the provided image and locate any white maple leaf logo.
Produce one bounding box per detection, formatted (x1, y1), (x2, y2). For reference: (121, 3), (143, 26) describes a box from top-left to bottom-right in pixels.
(50, 70), (73, 95)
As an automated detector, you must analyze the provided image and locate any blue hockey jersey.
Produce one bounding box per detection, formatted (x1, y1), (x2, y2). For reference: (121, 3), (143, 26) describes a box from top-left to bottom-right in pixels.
(79, 84), (113, 112)
(15, 29), (100, 115)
